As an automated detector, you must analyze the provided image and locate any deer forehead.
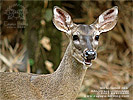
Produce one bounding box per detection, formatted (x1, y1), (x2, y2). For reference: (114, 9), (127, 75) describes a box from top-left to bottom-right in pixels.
(72, 24), (98, 37)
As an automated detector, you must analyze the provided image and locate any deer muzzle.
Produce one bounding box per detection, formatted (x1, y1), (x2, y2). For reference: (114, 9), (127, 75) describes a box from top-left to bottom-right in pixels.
(83, 50), (97, 65)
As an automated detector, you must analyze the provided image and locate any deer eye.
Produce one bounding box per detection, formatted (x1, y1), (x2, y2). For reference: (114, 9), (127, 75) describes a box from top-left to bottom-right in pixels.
(73, 35), (79, 41)
(95, 35), (99, 41)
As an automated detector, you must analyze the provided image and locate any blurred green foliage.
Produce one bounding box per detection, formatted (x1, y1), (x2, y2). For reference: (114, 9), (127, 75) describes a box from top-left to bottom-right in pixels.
(45, 9), (52, 22)
(29, 59), (34, 66)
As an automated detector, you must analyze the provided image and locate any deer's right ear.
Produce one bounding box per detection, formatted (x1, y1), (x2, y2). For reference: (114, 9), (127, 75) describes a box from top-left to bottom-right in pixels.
(53, 6), (73, 33)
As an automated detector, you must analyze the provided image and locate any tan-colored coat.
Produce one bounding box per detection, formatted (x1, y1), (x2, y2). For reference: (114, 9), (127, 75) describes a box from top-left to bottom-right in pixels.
(0, 43), (87, 100)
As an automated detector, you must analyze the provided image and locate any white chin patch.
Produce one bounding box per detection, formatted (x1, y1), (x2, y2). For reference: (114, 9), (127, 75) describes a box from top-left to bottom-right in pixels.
(83, 62), (92, 69)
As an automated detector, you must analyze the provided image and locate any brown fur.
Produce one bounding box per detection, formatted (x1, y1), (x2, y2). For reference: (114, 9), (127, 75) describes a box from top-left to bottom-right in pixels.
(0, 43), (87, 100)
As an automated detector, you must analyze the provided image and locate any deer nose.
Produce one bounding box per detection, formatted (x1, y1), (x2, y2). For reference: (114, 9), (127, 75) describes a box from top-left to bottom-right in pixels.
(84, 50), (96, 60)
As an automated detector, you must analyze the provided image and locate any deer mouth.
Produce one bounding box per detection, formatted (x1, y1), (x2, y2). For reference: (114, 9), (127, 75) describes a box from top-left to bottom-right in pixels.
(84, 58), (92, 65)
(82, 50), (97, 65)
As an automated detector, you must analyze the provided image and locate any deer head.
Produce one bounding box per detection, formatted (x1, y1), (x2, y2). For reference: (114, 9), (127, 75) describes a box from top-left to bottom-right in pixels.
(53, 6), (118, 66)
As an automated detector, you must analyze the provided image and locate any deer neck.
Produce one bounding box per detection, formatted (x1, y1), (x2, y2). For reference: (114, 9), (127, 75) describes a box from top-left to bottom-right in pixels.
(51, 42), (87, 99)
(32, 42), (87, 100)
(55, 42), (87, 79)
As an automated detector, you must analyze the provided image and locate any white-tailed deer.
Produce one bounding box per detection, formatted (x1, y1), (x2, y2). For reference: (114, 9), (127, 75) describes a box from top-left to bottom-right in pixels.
(0, 6), (118, 100)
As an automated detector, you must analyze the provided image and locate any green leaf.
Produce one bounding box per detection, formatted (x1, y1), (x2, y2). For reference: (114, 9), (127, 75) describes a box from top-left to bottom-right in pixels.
(29, 59), (34, 66)
(77, 97), (89, 100)
(77, 94), (99, 100)
(45, 9), (52, 22)
(18, 0), (22, 5)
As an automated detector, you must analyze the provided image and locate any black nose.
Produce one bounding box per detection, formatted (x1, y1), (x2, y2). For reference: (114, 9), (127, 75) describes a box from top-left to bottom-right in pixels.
(84, 50), (96, 60)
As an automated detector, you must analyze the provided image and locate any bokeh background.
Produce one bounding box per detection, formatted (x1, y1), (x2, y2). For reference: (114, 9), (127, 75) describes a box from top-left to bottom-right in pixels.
(0, 0), (132, 100)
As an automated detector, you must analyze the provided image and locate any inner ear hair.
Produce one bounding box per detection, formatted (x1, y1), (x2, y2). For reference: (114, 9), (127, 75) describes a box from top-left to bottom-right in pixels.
(93, 6), (118, 33)
(53, 6), (74, 33)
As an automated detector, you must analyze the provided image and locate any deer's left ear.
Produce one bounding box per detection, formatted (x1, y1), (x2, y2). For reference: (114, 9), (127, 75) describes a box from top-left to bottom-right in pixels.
(94, 6), (118, 33)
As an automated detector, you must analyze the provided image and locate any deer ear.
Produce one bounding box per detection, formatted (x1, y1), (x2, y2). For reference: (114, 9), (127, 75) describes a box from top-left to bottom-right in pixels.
(94, 6), (118, 33)
(53, 6), (74, 33)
